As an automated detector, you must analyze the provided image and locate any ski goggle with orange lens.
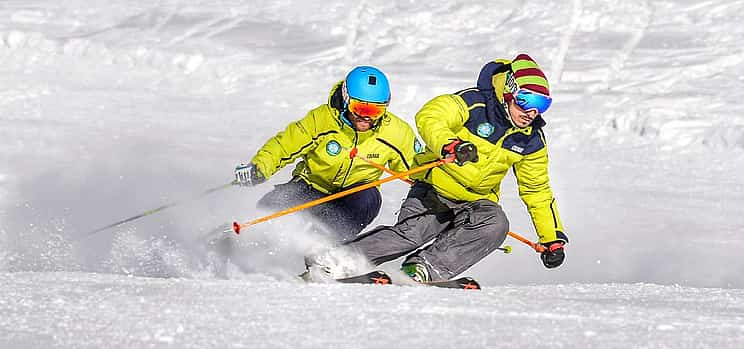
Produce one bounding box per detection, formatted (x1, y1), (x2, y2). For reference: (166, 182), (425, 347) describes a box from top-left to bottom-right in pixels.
(348, 98), (387, 119)
(514, 89), (552, 114)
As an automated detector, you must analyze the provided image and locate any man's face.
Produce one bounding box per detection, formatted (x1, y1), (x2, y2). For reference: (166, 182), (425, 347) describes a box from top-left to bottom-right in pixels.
(508, 99), (539, 128)
(345, 95), (386, 132)
(348, 112), (375, 131)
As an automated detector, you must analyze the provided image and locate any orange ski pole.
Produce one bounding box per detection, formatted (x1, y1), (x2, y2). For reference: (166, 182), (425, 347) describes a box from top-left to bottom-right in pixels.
(323, 155), (542, 254)
(349, 147), (414, 185)
(317, 155), (542, 254)
(507, 231), (545, 253)
(231, 157), (453, 234)
(333, 157), (543, 254)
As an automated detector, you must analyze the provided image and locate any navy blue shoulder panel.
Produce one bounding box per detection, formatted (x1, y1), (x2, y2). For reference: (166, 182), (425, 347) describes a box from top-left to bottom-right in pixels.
(455, 88), (484, 106)
(455, 85), (547, 154)
(502, 129), (546, 155)
(458, 88), (510, 145)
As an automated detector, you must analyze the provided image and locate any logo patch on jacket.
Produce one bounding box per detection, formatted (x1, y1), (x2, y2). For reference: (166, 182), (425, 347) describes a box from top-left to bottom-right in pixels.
(476, 123), (495, 138)
(366, 153), (380, 159)
(510, 145), (524, 153)
(326, 140), (342, 156)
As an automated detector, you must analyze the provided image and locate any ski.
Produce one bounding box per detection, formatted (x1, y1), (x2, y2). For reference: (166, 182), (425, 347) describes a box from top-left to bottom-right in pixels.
(304, 269), (478, 289)
(423, 276), (481, 290)
(336, 270), (392, 285)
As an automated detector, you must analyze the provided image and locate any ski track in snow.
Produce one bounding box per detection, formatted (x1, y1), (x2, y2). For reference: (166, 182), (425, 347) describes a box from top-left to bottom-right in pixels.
(2, 0), (744, 347)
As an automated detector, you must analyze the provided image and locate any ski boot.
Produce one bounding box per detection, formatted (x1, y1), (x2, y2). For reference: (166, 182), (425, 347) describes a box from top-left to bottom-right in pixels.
(300, 253), (340, 282)
(401, 262), (431, 283)
(301, 248), (373, 282)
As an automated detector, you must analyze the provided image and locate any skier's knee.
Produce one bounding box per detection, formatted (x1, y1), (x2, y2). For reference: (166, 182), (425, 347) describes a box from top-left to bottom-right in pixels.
(485, 224), (508, 246)
(475, 209), (508, 246)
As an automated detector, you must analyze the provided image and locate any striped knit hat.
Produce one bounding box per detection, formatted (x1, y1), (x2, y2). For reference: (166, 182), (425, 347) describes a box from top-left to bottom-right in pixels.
(506, 53), (550, 98)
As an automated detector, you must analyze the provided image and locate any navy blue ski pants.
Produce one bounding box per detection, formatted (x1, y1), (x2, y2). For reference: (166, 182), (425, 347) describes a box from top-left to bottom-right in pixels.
(257, 178), (382, 242)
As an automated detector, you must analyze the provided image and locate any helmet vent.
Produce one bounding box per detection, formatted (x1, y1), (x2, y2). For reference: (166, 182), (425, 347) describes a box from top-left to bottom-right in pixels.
(368, 76), (377, 85)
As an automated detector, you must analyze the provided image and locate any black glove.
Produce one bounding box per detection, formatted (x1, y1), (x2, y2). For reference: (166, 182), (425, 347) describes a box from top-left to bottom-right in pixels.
(441, 139), (478, 166)
(234, 163), (266, 186)
(540, 241), (565, 269)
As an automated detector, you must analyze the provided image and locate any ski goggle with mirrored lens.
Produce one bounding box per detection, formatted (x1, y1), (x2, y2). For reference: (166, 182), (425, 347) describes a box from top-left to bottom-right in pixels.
(513, 89), (552, 114)
(348, 98), (387, 119)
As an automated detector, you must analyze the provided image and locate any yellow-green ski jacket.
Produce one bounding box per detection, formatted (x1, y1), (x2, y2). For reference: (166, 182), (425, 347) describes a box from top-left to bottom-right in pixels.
(412, 59), (566, 244)
(250, 81), (421, 194)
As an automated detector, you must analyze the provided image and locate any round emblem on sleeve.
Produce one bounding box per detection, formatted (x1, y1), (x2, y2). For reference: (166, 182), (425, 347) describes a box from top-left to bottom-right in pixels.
(414, 139), (424, 153)
(326, 140), (342, 156)
(476, 122), (495, 138)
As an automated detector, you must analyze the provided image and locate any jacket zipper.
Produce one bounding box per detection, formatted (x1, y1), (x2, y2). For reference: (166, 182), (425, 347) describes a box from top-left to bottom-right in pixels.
(339, 130), (358, 188)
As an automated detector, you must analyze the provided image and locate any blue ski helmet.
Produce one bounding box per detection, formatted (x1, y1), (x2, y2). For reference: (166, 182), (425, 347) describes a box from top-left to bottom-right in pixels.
(344, 66), (391, 104)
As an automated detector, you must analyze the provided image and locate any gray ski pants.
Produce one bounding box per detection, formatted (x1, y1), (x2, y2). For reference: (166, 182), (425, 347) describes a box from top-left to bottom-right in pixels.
(343, 182), (508, 281)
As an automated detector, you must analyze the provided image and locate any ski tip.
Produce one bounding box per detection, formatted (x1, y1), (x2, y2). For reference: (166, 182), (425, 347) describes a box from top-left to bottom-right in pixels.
(460, 278), (481, 290)
(232, 221), (241, 234)
(359, 270), (393, 285)
(336, 270), (392, 285)
(370, 274), (392, 285)
(424, 276), (481, 290)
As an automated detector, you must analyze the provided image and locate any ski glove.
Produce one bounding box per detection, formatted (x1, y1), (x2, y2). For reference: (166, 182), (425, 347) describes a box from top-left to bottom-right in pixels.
(234, 163), (266, 186)
(540, 241), (565, 269)
(441, 139), (478, 166)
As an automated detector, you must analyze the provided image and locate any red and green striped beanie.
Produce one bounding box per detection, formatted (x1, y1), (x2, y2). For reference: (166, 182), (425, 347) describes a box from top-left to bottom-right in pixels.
(510, 53), (550, 96)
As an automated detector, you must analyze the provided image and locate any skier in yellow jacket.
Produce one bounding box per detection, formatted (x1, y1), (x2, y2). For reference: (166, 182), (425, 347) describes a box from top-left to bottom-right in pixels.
(306, 54), (568, 281)
(234, 66), (421, 242)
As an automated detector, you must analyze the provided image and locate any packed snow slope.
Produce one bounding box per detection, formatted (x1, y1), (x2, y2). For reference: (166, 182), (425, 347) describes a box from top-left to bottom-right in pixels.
(1, 0), (744, 348)
(2, 272), (744, 349)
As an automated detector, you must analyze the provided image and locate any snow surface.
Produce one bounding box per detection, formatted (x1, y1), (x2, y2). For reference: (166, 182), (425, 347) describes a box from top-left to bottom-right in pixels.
(1, 0), (744, 347)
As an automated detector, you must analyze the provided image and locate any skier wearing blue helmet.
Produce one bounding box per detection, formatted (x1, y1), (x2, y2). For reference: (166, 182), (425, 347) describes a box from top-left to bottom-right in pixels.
(344, 66), (391, 103)
(234, 66), (422, 243)
(340, 66), (391, 132)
